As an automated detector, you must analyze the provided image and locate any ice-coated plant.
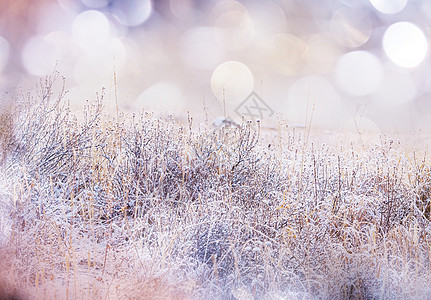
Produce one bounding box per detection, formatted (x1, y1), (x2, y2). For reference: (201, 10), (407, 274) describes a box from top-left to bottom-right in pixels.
(0, 74), (430, 299)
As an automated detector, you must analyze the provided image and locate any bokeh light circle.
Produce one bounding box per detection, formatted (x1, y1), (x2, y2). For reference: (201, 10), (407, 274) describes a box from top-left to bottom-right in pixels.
(334, 51), (383, 97)
(305, 34), (342, 74)
(214, 9), (254, 51)
(330, 7), (372, 48)
(383, 22), (428, 68)
(369, 0), (408, 14)
(211, 61), (254, 103)
(22, 36), (59, 76)
(170, 0), (195, 21)
(72, 10), (110, 53)
(268, 33), (307, 76)
(247, 2), (287, 38)
(111, 0), (152, 27)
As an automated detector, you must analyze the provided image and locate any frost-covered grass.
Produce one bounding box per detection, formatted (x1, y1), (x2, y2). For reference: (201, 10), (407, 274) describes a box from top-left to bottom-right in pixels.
(1, 75), (431, 299)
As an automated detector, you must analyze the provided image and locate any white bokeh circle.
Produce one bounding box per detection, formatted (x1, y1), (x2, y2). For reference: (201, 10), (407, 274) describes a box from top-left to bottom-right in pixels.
(334, 51), (383, 97)
(383, 22), (428, 68)
(211, 61), (254, 103)
(72, 10), (110, 53)
(369, 0), (408, 14)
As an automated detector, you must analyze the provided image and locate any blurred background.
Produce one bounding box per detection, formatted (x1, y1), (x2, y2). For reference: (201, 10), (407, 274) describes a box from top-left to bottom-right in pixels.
(0, 0), (430, 133)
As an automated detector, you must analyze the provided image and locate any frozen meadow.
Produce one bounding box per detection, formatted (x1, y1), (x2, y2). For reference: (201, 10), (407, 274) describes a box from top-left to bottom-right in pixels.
(0, 76), (431, 299)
